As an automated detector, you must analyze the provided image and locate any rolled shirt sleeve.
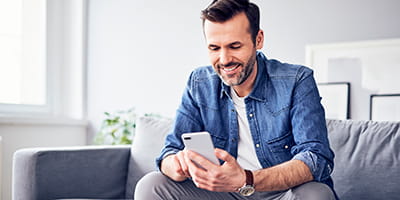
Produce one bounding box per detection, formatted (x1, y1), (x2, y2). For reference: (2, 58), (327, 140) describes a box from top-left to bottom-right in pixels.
(293, 151), (333, 181)
(289, 66), (335, 182)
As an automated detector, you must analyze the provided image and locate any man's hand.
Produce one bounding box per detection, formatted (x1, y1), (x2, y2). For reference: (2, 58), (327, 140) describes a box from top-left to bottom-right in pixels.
(184, 148), (246, 192)
(160, 151), (191, 182)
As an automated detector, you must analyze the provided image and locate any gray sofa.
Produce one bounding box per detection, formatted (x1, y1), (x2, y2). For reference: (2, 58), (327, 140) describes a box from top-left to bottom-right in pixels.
(12, 116), (400, 200)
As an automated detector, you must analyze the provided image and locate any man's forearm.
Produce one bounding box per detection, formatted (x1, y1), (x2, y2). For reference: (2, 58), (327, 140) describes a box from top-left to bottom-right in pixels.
(253, 159), (313, 191)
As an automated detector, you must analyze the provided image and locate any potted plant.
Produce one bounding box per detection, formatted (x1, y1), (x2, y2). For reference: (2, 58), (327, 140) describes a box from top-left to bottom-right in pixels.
(93, 108), (137, 145)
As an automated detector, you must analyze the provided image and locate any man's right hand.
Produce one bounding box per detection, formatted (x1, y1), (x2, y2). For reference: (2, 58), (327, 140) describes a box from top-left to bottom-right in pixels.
(160, 151), (191, 182)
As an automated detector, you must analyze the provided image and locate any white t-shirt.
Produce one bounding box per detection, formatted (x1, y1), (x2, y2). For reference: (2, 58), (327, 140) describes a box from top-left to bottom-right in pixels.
(230, 87), (262, 170)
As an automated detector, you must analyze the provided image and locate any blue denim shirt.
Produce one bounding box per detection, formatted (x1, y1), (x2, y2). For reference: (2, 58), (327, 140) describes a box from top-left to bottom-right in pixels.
(156, 51), (335, 190)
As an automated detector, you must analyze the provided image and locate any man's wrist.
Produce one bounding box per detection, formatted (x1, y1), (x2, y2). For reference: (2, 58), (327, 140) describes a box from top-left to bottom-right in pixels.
(238, 169), (255, 196)
(160, 154), (176, 173)
(241, 169), (247, 186)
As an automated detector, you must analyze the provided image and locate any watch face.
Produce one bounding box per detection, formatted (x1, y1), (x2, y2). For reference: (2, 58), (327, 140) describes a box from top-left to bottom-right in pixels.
(239, 185), (255, 196)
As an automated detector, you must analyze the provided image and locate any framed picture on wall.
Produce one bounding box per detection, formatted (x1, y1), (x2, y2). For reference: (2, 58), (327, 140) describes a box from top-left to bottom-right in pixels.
(370, 94), (400, 121)
(317, 82), (350, 120)
(306, 38), (400, 120)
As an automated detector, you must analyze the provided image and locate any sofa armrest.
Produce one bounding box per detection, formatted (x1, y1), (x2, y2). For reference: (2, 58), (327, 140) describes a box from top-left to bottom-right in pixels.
(12, 145), (131, 200)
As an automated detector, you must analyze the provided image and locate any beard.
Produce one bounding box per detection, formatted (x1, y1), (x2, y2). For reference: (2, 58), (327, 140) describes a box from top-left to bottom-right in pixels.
(216, 51), (257, 86)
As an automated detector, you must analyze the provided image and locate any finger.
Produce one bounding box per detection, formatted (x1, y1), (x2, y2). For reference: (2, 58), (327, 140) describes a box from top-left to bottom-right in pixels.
(161, 154), (188, 182)
(167, 154), (185, 177)
(184, 150), (205, 172)
(184, 151), (210, 182)
(214, 148), (235, 163)
(192, 176), (233, 192)
(173, 155), (187, 177)
(187, 150), (218, 171)
(189, 166), (211, 189)
(176, 151), (191, 177)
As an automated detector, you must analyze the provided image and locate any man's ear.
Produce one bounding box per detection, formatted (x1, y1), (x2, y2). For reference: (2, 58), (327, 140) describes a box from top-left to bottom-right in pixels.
(256, 29), (264, 49)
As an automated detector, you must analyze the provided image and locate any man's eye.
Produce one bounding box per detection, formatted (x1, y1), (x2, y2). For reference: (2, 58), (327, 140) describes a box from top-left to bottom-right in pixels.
(209, 46), (220, 51)
(231, 45), (241, 49)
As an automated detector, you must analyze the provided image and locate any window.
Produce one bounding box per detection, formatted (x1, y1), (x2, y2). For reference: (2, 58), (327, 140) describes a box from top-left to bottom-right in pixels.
(0, 0), (86, 119)
(0, 0), (47, 109)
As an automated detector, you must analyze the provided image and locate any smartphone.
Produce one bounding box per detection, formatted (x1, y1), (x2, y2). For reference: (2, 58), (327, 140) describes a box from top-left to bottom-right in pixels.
(181, 131), (220, 166)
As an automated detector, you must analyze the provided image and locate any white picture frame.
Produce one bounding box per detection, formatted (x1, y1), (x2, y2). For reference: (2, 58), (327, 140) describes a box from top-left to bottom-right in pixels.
(306, 38), (400, 120)
(370, 94), (400, 121)
(318, 82), (350, 120)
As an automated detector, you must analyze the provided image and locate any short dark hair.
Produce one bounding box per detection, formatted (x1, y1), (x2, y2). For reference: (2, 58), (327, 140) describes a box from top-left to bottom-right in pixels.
(201, 0), (260, 44)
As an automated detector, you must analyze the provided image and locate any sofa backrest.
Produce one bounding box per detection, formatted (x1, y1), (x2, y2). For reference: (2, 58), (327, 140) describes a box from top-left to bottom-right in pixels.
(326, 119), (400, 200)
(125, 116), (173, 199)
(126, 116), (400, 200)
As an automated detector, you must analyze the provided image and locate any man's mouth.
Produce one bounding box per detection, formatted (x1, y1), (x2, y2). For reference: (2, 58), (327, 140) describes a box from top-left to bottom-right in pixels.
(221, 63), (241, 72)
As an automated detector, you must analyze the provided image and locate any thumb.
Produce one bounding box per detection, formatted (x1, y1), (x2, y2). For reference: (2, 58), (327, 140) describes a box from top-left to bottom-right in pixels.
(215, 148), (235, 163)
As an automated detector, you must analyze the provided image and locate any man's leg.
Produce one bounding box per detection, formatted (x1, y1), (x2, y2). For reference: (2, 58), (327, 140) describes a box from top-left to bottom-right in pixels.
(278, 182), (335, 200)
(135, 172), (335, 200)
(134, 171), (242, 200)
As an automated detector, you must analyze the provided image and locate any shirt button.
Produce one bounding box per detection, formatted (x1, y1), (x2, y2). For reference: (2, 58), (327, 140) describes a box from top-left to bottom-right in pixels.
(284, 145), (289, 149)
(249, 113), (254, 117)
(256, 144), (260, 148)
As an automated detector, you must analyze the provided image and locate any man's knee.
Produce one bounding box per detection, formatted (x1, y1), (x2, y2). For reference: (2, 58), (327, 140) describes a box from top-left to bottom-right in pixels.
(134, 171), (168, 200)
(291, 182), (335, 200)
(137, 171), (168, 188)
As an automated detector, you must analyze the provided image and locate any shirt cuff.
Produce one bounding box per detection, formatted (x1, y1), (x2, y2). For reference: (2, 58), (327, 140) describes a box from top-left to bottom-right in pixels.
(156, 149), (180, 170)
(292, 151), (332, 181)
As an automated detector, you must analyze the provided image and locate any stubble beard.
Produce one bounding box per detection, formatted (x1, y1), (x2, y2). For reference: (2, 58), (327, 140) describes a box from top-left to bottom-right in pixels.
(217, 52), (257, 86)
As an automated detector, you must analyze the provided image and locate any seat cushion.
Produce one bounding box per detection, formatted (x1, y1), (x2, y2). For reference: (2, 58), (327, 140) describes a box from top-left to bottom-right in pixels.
(125, 116), (173, 199)
(327, 119), (400, 200)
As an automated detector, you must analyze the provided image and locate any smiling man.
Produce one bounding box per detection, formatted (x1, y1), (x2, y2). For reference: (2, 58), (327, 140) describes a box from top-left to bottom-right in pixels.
(135, 0), (336, 199)
(206, 11), (260, 93)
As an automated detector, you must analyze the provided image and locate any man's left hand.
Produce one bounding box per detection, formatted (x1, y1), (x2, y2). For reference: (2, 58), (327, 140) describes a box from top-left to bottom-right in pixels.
(184, 148), (246, 192)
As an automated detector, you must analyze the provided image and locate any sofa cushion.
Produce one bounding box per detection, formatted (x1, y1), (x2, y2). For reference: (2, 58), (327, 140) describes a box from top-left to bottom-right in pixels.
(125, 116), (173, 199)
(13, 146), (131, 200)
(327, 119), (400, 200)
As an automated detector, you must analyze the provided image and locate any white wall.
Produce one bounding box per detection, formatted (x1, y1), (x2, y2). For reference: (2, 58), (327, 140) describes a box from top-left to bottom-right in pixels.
(87, 0), (400, 136)
(87, 0), (211, 138)
(256, 0), (400, 64)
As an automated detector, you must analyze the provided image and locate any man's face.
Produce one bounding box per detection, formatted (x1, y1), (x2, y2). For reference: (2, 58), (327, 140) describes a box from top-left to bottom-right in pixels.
(204, 12), (263, 87)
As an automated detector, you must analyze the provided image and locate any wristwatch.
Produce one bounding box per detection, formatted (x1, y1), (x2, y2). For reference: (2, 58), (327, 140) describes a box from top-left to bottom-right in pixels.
(238, 169), (255, 196)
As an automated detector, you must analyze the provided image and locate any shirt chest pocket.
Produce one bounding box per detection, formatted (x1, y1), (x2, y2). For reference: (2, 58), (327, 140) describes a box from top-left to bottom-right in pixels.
(267, 132), (295, 164)
(210, 134), (227, 149)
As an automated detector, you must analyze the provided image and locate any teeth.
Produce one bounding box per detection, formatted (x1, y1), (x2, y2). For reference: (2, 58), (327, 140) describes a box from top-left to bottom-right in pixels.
(223, 65), (239, 72)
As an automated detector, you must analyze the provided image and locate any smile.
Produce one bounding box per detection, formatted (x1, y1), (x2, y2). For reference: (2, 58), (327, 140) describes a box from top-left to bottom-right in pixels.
(222, 63), (240, 72)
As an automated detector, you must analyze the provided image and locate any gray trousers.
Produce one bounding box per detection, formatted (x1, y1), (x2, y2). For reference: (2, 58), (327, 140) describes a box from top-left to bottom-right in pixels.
(134, 171), (335, 200)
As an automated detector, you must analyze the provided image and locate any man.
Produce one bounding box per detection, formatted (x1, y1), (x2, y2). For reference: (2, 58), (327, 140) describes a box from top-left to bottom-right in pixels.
(135, 0), (336, 199)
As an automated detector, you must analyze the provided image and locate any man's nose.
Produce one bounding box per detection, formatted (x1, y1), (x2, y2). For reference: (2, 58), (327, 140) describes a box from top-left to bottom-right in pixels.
(219, 49), (232, 66)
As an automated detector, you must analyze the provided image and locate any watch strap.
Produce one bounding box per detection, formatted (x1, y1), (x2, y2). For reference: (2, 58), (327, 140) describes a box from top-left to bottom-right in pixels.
(244, 169), (254, 186)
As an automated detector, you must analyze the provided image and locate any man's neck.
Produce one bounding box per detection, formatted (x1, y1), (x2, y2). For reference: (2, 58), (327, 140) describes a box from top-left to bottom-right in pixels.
(232, 62), (258, 97)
